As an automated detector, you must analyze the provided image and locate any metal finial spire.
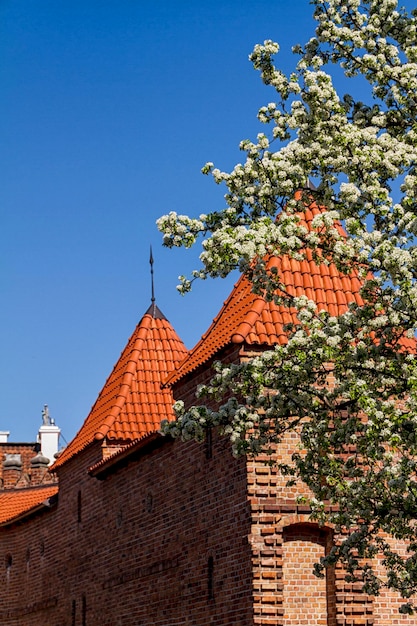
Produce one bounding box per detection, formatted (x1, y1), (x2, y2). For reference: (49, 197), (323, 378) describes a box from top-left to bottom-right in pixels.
(145, 246), (166, 319)
(149, 246), (155, 303)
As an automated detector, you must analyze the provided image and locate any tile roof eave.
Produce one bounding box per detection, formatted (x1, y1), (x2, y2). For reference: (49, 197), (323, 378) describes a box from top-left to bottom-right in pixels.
(53, 434), (140, 472)
(51, 438), (96, 472)
(163, 339), (243, 388)
(163, 275), (251, 388)
(88, 431), (163, 479)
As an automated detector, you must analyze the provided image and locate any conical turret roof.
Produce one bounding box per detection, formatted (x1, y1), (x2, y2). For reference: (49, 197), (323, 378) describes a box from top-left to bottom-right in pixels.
(52, 303), (188, 469)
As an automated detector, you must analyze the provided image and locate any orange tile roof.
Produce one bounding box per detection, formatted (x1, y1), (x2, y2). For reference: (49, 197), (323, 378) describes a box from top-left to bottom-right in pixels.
(164, 203), (384, 385)
(52, 303), (188, 470)
(0, 485), (58, 525)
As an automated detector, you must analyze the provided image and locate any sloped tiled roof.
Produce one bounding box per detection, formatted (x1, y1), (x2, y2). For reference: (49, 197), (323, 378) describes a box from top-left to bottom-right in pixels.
(52, 303), (188, 470)
(0, 485), (58, 526)
(164, 203), (370, 386)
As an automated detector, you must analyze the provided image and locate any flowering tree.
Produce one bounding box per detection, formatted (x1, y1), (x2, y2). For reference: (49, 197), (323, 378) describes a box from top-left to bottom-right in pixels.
(157, 0), (417, 612)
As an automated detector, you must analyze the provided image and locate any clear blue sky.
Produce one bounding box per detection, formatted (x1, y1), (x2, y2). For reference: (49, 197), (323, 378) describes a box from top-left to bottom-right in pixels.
(0, 0), (399, 444)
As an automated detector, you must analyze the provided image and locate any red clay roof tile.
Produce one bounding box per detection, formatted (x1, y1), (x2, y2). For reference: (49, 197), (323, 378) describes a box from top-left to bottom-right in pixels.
(52, 304), (188, 470)
(164, 204), (370, 386)
(0, 485), (58, 525)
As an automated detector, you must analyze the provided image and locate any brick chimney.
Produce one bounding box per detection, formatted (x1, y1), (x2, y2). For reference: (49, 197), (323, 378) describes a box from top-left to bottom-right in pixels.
(3, 453), (22, 489)
(30, 451), (50, 485)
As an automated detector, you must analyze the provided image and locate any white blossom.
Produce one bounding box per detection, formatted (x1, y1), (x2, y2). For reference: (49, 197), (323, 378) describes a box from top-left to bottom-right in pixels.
(158, 0), (417, 612)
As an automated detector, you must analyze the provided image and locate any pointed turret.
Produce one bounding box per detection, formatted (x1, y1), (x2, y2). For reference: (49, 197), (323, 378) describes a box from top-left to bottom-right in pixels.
(52, 303), (188, 470)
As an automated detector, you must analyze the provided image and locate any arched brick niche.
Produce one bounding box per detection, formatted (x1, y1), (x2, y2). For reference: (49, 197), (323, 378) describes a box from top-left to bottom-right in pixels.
(282, 523), (336, 626)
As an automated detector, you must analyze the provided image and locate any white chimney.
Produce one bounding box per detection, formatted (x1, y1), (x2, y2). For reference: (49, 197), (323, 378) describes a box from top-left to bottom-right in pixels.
(38, 405), (60, 466)
(0, 431), (10, 443)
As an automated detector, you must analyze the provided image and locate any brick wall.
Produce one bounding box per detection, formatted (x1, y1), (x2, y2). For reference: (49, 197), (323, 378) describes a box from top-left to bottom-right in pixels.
(173, 344), (413, 626)
(247, 446), (377, 626)
(1, 341), (416, 625)
(0, 434), (253, 626)
(282, 526), (328, 626)
(372, 546), (413, 625)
